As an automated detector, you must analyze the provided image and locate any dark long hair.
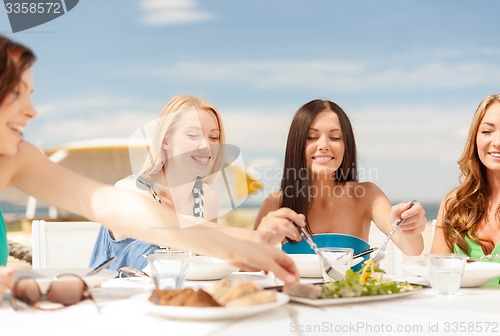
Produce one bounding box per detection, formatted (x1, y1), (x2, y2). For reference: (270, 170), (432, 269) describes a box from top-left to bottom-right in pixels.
(280, 99), (358, 234)
(0, 35), (36, 104)
(443, 94), (500, 254)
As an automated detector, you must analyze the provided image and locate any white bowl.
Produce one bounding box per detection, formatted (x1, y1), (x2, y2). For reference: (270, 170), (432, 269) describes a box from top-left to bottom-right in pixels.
(403, 260), (500, 287)
(289, 254), (364, 278)
(186, 256), (237, 281)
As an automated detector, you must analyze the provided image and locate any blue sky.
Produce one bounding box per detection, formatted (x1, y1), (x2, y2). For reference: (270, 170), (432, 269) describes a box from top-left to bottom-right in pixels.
(2, 0), (500, 205)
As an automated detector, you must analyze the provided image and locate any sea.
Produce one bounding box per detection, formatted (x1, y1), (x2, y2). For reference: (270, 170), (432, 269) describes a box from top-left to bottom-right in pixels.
(0, 200), (441, 225)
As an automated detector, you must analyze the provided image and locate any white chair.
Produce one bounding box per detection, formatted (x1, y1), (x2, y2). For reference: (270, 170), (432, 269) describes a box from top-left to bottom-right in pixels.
(431, 219), (437, 240)
(31, 220), (101, 269)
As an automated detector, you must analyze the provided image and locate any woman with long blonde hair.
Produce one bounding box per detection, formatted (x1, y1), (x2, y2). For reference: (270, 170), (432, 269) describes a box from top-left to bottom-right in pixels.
(90, 95), (305, 271)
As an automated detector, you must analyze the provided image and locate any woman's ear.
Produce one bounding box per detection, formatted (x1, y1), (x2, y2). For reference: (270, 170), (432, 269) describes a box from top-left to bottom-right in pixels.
(162, 142), (168, 150)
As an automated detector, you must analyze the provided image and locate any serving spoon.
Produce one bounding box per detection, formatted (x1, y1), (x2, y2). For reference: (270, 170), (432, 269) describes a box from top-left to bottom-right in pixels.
(118, 267), (150, 278)
(85, 256), (117, 277)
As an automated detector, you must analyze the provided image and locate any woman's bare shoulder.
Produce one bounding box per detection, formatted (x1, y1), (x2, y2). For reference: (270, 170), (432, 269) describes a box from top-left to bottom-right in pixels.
(254, 191), (282, 229)
(345, 181), (383, 198)
(2, 141), (50, 179)
(15, 141), (46, 162)
(114, 176), (138, 189)
(114, 176), (153, 200)
(263, 191), (282, 208)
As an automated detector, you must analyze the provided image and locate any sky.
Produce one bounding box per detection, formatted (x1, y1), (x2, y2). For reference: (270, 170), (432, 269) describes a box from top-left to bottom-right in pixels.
(2, 0), (500, 208)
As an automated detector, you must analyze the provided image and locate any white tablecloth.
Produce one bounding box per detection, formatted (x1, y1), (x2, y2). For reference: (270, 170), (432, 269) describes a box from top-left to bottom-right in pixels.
(2, 273), (500, 336)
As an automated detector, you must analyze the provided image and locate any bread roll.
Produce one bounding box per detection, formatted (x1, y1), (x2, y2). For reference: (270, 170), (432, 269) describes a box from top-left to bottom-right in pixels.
(149, 288), (221, 307)
(225, 290), (277, 307)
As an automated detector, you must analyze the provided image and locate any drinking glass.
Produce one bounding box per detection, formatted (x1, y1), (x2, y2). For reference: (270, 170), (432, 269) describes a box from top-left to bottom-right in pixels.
(426, 253), (467, 295)
(318, 247), (353, 282)
(146, 250), (191, 290)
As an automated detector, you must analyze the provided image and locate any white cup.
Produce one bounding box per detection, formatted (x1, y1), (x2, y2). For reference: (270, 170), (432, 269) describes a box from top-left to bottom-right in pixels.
(146, 250), (191, 290)
(318, 247), (353, 282)
(426, 253), (467, 295)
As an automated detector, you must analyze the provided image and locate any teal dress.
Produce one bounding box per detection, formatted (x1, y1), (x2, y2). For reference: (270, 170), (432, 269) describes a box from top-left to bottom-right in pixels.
(0, 210), (8, 266)
(454, 236), (500, 285)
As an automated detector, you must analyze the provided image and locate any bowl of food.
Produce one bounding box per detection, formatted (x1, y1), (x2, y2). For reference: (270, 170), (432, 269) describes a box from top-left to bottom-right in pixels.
(403, 260), (500, 287)
(282, 233), (371, 272)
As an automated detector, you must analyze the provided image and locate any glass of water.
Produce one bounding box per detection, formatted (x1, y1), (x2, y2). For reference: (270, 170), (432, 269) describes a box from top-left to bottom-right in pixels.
(426, 253), (467, 295)
(318, 247), (354, 282)
(146, 250), (191, 290)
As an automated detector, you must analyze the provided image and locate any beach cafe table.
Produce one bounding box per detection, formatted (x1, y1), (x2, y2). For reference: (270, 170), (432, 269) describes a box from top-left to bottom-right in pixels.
(2, 272), (500, 336)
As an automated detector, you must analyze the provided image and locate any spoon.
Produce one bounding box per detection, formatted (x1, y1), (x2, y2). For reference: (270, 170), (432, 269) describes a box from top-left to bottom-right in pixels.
(85, 256), (117, 277)
(118, 267), (150, 278)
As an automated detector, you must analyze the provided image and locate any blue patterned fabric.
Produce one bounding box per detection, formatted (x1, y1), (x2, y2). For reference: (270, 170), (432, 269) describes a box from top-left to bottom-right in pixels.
(88, 227), (158, 272)
(89, 175), (160, 272)
(192, 180), (204, 218)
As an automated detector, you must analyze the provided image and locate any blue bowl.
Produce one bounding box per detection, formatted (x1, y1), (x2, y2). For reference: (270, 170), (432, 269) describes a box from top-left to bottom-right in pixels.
(282, 233), (370, 271)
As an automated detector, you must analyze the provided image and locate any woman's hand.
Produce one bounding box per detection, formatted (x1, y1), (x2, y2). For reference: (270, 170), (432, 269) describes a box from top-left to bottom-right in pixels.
(0, 266), (17, 296)
(389, 201), (427, 236)
(228, 241), (300, 284)
(255, 208), (306, 246)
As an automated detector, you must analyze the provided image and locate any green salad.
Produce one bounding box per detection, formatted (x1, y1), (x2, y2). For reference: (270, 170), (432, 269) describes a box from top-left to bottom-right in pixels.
(320, 261), (422, 299)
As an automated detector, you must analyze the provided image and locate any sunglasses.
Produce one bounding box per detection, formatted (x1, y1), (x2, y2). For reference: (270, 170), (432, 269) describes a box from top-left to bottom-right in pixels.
(10, 273), (99, 312)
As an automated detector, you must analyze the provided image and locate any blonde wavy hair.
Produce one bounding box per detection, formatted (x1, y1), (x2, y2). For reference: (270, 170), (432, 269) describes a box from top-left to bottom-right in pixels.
(139, 95), (226, 180)
(443, 93), (500, 254)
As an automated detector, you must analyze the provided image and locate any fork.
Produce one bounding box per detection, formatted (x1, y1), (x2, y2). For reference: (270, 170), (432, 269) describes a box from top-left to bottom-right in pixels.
(370, 200), (416, 264)
(295, 225), (345, 281)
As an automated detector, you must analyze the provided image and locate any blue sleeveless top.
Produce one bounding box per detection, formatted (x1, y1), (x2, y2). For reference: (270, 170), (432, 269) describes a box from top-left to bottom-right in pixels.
(0, 209), (8, 266)
(88, 176), (160, 272)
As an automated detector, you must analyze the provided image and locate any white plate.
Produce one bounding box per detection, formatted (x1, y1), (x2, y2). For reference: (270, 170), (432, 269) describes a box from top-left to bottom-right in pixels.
(13, 268), (118, 288)
(133, 292), (289, 320)
(289, 288), (423, 306)
(288, 255), (364, 278)
(403, 260), (500, 287)
(186, 256), (238, 281)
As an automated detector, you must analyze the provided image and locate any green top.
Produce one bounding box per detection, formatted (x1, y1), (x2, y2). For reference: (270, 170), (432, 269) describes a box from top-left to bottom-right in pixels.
(0, 209), (8, 266)
(454, 236), (500, 285)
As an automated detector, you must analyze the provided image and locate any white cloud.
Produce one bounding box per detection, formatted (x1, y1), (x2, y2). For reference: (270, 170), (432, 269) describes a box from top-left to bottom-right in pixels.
(248, 157), (281, 169)
(351, 104), (471, 163)
(218, 103), (474, 202)
(139, 0), (215, 25)
(222, 108), (293, 152)
(30, 96), (472, 171)
(28, 96), (159, 147)
(31, 111), (156, 148)
(221, 104), (470, 165)
(26, 96), (474, 203)
(133, 59), (500, 91)
(35, 96), (154, 118)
